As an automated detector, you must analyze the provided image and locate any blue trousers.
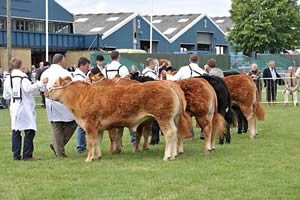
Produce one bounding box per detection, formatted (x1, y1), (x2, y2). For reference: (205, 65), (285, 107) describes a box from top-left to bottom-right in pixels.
(76, 127), (86, 152)
(129, 129), (136, 145)
(12, 129), (35, 160)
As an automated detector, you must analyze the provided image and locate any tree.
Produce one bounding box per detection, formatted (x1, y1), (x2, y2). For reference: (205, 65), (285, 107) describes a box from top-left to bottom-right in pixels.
(228, 0), (300, 55)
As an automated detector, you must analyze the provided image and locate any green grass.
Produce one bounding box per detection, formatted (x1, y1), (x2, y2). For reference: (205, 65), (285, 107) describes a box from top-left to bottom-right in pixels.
(0, 106), (299, 200)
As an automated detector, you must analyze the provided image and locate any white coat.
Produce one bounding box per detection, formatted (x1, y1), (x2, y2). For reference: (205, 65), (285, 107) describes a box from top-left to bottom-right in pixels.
(73, 68), (87, 81)
(3, 69), (44, 131)
(142, 67), (158, 80)
(166, 63), (207, 80)
(102, 61), (129, 79)
(40, 64), (74, 122)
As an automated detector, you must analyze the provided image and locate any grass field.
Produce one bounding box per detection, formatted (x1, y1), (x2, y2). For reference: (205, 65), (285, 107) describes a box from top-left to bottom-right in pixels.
(0, 106), (299, 200)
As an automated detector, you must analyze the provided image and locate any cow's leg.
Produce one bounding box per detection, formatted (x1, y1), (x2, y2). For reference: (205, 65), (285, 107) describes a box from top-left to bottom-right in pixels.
(86, 130), (97, 162)
(196, 116), (212, 153)
(143, 124), (151, 150)
(177, 133), (184, 154)
(225, 125), (231, 144)
(135, 125), (143, 152)
(243, 116), (248, 133)
(108, 129), (121, 154)
(94, 130), (104, 160)
(115, 128), (123, 154)
(159, 121), (177, 161)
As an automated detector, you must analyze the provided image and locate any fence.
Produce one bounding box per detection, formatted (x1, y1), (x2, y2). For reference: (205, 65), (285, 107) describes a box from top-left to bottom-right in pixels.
(255, 75), (299, 106)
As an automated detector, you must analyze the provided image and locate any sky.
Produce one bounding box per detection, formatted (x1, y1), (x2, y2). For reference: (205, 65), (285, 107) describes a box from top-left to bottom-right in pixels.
(55, 0), (231, 17)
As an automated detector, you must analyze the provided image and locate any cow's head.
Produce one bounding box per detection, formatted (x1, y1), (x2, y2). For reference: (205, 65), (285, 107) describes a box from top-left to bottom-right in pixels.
(88, 71), (105, 83)
(47, 76), (73, 101)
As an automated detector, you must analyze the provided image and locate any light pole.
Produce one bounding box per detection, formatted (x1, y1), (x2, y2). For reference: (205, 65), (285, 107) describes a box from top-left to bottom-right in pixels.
(6, 0), (12, 72)
(45, 0), (49, 62)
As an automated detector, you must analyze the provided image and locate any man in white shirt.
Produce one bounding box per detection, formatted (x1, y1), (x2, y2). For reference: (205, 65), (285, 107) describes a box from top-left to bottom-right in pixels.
(165, 54), (207, 80)
(73, 57), (90, 153)
(102, 51), (129, 79)
(142, 58), (158, 80)
(41, 54), (77, 158)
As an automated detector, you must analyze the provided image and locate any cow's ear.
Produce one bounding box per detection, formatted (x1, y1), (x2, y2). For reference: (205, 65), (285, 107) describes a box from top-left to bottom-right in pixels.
(88, 73), (94, 82)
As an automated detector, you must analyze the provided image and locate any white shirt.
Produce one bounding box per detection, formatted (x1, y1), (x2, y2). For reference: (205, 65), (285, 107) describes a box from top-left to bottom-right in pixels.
(40, 64), (74, 122)
(102, 60), (129, 79)
(166, 63), (207, 80)
(3, 69), (44, 130)
(269, 67), (277, 81)
(73, 68), (86, 81)
(142, 67), (158, 80)
(295, 68), (300, 76)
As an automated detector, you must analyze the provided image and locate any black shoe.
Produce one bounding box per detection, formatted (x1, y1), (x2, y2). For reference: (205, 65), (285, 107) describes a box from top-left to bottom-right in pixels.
(49, 144), (57, 157)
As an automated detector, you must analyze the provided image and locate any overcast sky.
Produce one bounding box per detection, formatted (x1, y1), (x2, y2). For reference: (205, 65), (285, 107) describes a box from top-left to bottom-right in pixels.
(55, 0), (231, 16)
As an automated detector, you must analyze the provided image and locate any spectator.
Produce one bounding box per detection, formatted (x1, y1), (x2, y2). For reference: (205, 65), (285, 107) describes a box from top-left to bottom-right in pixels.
(73, 57), (91, 153)
(41, 54), (77, 158)
(248, 64), (263, 101)
(129, 65), (140, 80)
(96, 54), (105, 72)
(2, 58), (47, 160)
(284, 66), (299, 106)
(102, 51), (129, 79)
(36, 61), (50, 108)
(205, 58), (224, 78)
(262, 61), (282, 106)
(142, 58), (158, 80)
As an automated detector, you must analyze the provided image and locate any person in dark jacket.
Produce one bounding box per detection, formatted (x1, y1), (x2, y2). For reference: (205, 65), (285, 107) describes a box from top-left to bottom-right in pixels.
(262, 61), (283, 106)
(248, 64), (263, 101)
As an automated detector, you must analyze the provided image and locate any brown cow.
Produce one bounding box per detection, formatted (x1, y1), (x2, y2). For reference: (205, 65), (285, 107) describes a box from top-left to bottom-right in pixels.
(48, 76), (185, 161)
(176, 78), (225, 152)
(224, 74), (265, 139)
(89, 73), (224, 153)
(89, 73), (192, 154)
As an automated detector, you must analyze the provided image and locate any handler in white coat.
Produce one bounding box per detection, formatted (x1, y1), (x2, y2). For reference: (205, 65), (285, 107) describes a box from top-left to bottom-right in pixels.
(164, 54), (206, 80)
(41, 54), (77, 158)
(3, 58), (47, 160)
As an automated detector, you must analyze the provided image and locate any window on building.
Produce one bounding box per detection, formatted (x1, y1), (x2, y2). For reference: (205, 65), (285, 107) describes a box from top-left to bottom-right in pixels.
(180, 44), (195, 52)
(0, 17), (6, 30)
(15, 19), (25, 30)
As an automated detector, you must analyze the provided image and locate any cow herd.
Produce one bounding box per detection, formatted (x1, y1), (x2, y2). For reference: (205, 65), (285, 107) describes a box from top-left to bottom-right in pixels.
(47, 71), (265, 162)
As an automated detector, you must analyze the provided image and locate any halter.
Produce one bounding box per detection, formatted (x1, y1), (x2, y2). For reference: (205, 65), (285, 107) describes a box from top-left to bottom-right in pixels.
(114, 77), (122, 84)
(91, 77), (105, 85)
(48, 81), (74, 92)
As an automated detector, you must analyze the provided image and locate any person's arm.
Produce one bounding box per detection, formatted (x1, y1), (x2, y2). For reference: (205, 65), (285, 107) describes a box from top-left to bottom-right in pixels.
(22, 77), (46, 94)
(2, 78), (11, 100)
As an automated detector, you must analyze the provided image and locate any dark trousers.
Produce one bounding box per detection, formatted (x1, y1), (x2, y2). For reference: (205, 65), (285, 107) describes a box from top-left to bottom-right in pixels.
(40, 92), (46, 107)
(12, 129), (35, 160)
(51, 121), (77, 157)
(266, 84), (277, 102)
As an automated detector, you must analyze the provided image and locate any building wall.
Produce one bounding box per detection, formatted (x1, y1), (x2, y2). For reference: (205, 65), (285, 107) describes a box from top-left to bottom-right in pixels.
(136, 15), (228, 53)
(101, 20), (134, 49)
(64, 51), (91, 67)
(0, 48), (31, 70)
(0, 0), (73, 22)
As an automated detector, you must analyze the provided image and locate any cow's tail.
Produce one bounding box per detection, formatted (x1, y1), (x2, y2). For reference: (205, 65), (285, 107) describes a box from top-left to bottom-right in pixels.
(213, 113), (226, 138)
(178, 111), (193, 139)
(254, 101), (265, 121)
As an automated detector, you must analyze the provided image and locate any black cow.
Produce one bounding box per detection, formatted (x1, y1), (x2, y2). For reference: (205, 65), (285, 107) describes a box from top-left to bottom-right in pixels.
(196, 75), (234, 144)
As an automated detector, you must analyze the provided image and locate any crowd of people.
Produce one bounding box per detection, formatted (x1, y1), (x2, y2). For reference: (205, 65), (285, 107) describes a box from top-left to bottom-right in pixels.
(1, 50), (300, 161)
